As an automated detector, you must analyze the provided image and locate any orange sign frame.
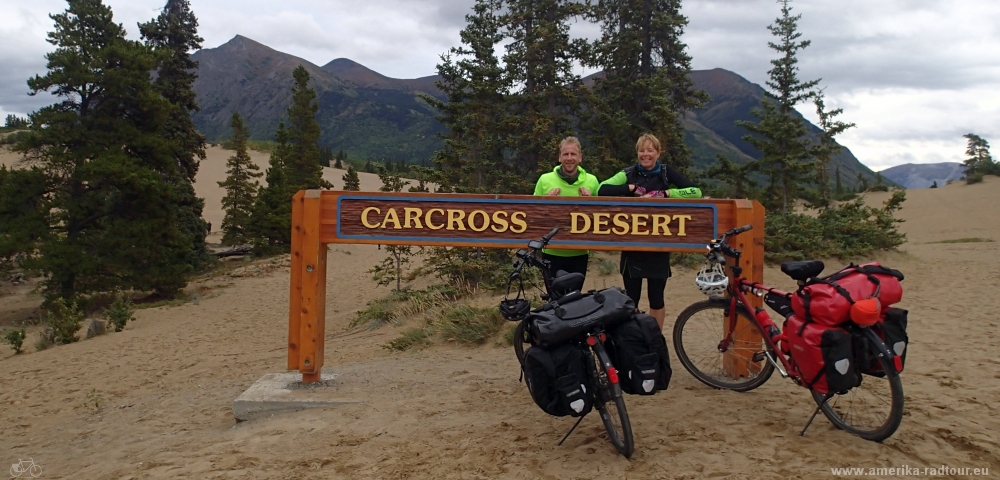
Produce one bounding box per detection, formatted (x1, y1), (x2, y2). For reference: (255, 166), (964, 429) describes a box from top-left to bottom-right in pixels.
(288, 190), (765, 383)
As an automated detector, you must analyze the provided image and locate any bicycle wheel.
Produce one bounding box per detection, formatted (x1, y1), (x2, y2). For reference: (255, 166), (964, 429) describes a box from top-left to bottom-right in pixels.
(590, 349), (634, 458)
(673, 299), (775, 392)
(811, 338), (904, 442)
(513, 320), (530, 366)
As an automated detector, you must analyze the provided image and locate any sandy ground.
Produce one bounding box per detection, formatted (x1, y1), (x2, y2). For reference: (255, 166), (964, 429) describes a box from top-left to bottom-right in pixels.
(1, 152), (999, 478)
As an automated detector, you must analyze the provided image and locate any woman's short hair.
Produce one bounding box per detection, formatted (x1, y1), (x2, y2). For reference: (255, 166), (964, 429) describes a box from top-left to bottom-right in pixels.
(635, 133), (661, 153)
(559, 136), (583, 155)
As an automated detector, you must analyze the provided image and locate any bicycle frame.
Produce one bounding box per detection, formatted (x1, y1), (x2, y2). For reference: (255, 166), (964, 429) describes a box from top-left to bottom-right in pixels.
(722, 279), (800, 379)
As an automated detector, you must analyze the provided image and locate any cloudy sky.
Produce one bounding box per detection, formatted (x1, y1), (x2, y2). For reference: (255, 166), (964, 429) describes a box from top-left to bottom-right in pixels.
(1, 0), (997, 171)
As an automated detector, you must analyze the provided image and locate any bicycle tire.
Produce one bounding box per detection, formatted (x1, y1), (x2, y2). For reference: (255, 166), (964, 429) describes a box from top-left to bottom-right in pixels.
(513, 320), (530, 366)
(591, 348), (634, 458)
(811, 338), (904, 442)
(673, 299), (775, 392)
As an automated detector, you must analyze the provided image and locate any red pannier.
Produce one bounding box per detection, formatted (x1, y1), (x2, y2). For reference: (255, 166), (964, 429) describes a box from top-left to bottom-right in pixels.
(791, 263), (904, 327)
(782, 315), (860, 395)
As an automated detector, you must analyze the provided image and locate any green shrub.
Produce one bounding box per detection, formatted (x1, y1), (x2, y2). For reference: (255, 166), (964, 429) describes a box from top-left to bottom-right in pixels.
(352, 284), (467, 330)
(670, 252), (704, 270)
(966, 172), (984, 184)
(104, 290), (135, 332)
(765, 190), (907, 262)
(434, 304), (505, 345)
(867, 184), (889, 192)
(382, 327), (430, 351)
(499, 322), (518, 347)
(35, 336), (52, 351)
(4, 329), (26, 353)
(46, 298), (84, 345)
(418, 247), (518, 291)
(596, 257), (618, 276)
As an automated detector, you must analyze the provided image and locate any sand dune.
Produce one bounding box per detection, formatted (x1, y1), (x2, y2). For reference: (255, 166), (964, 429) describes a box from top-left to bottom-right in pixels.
(1, 157), (999, 477)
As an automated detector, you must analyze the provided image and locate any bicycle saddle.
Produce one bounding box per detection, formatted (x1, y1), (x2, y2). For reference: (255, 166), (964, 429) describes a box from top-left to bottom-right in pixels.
(780, 260), (825, 282)
(551, 271), (585, 299)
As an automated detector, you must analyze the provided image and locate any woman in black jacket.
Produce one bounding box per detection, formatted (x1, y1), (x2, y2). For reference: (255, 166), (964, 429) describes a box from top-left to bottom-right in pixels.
(598, 134), (702, 329)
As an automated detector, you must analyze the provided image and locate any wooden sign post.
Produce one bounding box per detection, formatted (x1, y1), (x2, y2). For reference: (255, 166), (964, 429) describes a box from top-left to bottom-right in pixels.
(289, 191), (765, 383)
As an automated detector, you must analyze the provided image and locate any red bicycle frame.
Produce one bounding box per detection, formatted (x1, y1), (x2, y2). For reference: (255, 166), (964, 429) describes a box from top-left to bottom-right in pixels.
(719, 278), (801, 380)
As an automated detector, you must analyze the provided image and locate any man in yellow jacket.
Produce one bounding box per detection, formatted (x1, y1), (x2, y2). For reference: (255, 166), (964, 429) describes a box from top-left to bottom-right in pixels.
(533, 136), (600, 279)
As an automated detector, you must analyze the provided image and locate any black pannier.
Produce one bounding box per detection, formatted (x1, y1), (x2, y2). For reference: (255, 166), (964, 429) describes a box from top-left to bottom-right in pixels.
(858, 308), (908, 377)
(529, 287), (634, 348)
(607, 314), (672, 395)
(522, 344), (594, 417)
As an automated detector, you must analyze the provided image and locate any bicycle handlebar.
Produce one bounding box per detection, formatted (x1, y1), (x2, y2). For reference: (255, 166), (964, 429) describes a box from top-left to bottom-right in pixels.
(541, 227), (560, 245)
(724, 224), (753, 237)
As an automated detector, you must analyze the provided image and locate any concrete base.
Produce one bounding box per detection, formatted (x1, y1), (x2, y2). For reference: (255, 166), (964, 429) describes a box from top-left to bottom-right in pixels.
(233, 372), (359, 422)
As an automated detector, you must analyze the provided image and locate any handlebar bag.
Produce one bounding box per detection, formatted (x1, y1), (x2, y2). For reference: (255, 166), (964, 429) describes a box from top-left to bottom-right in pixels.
(783, 314), (861, 395)
(856, 308), (909, 376)
(606, 313), (672, 395)
(522, 344), (594, 417)
(529, 287), (635, 348)
(791, 262), (904, 328)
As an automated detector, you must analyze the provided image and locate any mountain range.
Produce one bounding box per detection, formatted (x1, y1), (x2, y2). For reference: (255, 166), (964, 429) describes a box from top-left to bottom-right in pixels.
(880, 162), (966, 189)
(191, 35), (879, 187)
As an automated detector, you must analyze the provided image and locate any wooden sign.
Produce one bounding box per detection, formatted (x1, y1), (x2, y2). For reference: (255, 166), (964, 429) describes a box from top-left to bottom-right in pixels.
(290, 190), (766, 383)
(319, 192), (734, 252)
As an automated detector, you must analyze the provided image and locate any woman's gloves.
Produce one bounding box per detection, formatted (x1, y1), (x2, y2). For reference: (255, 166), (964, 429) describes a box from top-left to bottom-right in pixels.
(633, 186), (665, 198)
(633, 186), (702, 199)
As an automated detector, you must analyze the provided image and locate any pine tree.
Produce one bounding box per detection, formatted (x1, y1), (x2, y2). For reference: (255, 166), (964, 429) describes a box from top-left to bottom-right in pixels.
(342, 165), (361, 191)
(218, 112), (261, 245)
(139, 0), (211, 270)
(962, 133), (996, 176)
(284, 65), (331, 192)
(334, 149), (344, 169)
(736, 0), (820, 212)
(15, 0), (191, 299)
(0, 166), (49, 269)
(811, 90), (855, 207)
(586, 0), (707, 176)
(364, 159), (374, 173)
(247, 121), (295, 254)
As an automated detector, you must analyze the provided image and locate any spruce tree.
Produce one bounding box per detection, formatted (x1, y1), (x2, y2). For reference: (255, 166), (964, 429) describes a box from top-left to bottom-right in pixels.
(501, 0), (586, 179)
(425, 0), (516, 192)
(218, 112), (261, 245)
(342, 165), (361, 190)
(139, 0), (211, 270)
(835, 164), (844, 197)
(15, 0), (191, 299)
(811, 90), (855, 207)
(371, 164), (412, 291)
(736, 0), (820, 212)
(285, 65), (331, 191)
(586, 0), (707, 176)
(705, 154), (758, 199)
(247, 121), (295, 254)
